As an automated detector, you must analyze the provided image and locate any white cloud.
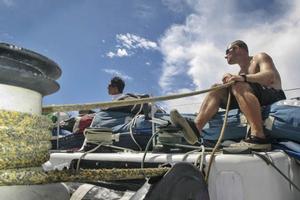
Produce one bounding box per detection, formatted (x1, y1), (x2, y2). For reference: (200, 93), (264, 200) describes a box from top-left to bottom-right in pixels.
(116, 48), (129, 57)
(106, 33), (158, 58)
(102, 69), (132, 80)
(116, 33), (158, 50)
(158, 0), (300, 112)
(106, 51), (115, 58)
(106, 48), (129, 58)
(162, 88), (203, 113)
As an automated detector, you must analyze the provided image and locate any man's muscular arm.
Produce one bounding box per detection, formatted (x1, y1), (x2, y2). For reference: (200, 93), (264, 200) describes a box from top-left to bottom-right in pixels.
(246, 53), (276, 86)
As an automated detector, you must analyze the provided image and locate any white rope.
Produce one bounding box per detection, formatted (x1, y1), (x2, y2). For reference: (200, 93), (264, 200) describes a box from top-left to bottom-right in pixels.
(195, 145), (206, 172)
(128, 102), (144, 151)
(76, 143), (104, 173)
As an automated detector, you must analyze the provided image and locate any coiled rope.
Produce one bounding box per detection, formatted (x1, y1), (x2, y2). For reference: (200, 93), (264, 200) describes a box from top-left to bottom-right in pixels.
(0, 109), (168, 186)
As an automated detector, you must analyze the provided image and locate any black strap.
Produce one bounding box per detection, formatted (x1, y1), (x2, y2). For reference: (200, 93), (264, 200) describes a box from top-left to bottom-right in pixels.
(240, 74), (247, 82)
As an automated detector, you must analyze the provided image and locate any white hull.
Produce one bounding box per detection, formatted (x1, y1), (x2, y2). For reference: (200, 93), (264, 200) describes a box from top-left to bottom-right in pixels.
(45, 150), (300, 200)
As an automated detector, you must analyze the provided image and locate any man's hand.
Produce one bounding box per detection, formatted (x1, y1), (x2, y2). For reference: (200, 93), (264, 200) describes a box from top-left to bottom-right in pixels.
(222, 73), (233, 83)
(222, 73), (246, 83)
(227, 74), (245, 82)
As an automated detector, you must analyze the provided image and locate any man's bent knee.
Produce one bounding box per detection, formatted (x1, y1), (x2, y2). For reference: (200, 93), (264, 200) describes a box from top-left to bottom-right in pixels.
(210, 83), (227, 94)
(231, 82), (252, 96)
(208, 88), (227, 99)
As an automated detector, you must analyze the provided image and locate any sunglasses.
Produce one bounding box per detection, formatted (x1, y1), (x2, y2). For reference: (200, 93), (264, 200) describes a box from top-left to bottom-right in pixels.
(225, 46), (237, 55)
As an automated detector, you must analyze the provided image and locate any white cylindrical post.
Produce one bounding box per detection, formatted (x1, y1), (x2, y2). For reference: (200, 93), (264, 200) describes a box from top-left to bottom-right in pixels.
(0, 83), (42, 114)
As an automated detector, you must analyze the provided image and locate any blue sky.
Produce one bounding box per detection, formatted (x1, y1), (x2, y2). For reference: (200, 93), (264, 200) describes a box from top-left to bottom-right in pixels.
(1, 0), (300, 113)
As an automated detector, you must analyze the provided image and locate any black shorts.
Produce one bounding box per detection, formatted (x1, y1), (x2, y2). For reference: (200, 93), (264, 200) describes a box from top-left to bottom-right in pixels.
(220, 83), (286, 109)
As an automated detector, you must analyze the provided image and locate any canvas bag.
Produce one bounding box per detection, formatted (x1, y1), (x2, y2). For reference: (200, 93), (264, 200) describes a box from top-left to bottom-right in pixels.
(264, 99), (300, 142)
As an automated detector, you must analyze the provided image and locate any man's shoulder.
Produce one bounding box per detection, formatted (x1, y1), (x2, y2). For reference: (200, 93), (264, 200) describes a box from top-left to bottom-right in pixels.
(253, 52), (272, 60)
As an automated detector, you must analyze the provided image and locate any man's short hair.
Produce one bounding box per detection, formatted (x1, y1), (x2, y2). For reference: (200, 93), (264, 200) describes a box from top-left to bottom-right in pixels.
(110, 76), (125, 93)
(231, 40), (248, 53)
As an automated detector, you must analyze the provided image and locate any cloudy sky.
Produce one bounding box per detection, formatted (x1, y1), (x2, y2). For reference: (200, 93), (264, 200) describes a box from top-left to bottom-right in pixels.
(1, 0), (299, 113)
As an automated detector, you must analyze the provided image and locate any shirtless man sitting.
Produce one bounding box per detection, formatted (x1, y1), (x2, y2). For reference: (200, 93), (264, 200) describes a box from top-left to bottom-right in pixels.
(171, 40), (286, 150)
